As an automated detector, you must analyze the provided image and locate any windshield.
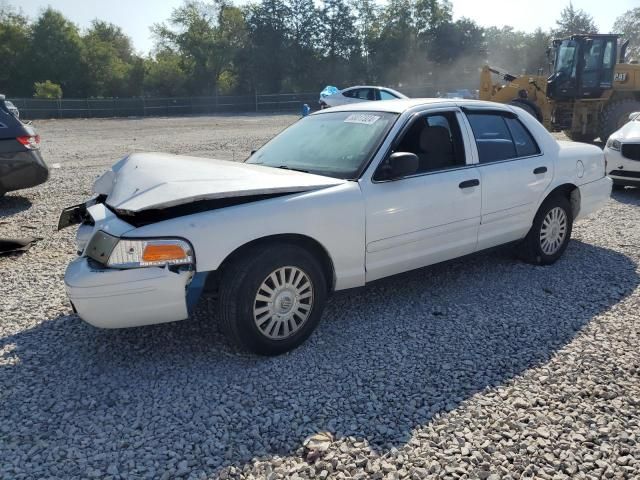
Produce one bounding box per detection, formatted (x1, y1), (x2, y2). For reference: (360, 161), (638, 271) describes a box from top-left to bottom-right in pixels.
(246, 111), (397, 179)
(555, 40), (578, 77)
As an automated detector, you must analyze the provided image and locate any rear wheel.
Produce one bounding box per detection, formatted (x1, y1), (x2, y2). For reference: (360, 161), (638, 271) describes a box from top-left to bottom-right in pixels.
(519, 194), (573, 265)
(218, 244), (327, 355)
(599, 98), (640, 142)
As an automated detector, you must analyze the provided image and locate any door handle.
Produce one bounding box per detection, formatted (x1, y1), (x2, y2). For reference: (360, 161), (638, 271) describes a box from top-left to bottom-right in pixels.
(459, 179), (480, 189)
(533, 166), (547, 174)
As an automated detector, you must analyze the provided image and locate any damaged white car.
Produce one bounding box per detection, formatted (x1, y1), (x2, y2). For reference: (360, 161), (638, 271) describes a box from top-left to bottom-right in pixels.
(60, 99), (611, 355)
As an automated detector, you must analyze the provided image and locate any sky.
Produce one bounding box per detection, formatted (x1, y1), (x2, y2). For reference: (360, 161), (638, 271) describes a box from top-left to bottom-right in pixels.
(8, 0), (639, 54)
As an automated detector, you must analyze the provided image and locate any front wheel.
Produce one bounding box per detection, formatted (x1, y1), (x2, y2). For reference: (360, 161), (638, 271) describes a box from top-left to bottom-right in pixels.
(519, 194), (573, 265)
(218, 244), (327, 355)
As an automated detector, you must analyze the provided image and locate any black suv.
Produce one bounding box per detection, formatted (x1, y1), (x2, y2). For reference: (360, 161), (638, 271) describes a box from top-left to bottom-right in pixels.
(0, 95), (48, 197)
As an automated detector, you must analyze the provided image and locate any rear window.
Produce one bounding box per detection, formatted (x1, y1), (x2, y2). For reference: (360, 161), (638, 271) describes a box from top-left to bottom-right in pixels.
(380, 90), (398, 100)
(466, 113), (540, 163)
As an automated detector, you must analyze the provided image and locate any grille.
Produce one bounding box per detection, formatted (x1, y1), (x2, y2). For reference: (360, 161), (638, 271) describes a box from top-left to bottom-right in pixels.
(621, 143), (640, 161)
(609, 169), (640, 178)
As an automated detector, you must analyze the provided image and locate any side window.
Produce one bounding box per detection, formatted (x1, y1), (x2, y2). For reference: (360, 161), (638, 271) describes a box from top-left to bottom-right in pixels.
(380, 90), (398, 100)
(342, 89), (355, 98)
(394, 111), (466, 173)
(601, 40), (615, 85)
(354, 88), (375, 101)
(466, 113), (517, 163)
(505, 117), (540, 157)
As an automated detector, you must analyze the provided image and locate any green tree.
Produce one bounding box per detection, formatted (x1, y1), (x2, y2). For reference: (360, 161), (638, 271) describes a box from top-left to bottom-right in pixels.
(0, 8), (31, 96)
(285, 0), (320, 90)
(414, 0), (451, 38)
(83, 21), (141, 97)
(553, 2), (598, 37)
(524, 28), (552, 74)
(33, 80), (63, 98)
(154, 1), (248, 96)
(427, 18), (484, 65)
(28, 8), (88, 97)
(318, 0), (361, 81)
(613, 7), (640, 61)
(369, 0), (416, 84)
(484, 26), (529, 74)
(245, 0), (291, 92)
(144, 50), (189, 96)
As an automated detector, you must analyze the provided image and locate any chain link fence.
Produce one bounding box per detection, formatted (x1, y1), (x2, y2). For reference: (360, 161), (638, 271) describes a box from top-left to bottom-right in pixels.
(10, 85), (439, 120)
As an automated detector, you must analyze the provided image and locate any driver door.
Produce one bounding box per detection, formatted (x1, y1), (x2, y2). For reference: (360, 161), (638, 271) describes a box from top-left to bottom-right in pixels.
(360, 108), (482, 281)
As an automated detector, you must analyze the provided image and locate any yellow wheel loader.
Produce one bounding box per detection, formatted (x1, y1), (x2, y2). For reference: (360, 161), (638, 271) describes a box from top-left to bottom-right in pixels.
(480, 34), (640, 142)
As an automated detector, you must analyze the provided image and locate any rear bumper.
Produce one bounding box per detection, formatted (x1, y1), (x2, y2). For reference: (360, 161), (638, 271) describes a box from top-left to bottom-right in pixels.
(576, 176), (612, 221)
(64, 257), (193, 329)
(0, 150), (48, 193)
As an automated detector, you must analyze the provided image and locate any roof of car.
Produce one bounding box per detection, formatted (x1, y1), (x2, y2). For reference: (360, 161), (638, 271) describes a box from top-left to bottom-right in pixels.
(313, 98), (512, 115)
(343, 85), (395, 90)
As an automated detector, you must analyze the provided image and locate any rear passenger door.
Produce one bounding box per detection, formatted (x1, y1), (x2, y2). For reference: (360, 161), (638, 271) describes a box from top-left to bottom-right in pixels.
(463, 109), (553, 250)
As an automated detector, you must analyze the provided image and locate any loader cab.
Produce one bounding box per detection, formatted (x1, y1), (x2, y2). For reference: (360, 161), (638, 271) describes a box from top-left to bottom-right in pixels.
(547, 35), (618, 101)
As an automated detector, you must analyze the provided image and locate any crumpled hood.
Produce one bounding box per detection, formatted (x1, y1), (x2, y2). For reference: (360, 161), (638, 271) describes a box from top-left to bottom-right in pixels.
(95, 153), (345, 213)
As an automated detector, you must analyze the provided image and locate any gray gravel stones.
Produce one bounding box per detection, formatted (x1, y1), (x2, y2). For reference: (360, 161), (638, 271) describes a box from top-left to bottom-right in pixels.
(1, 117), (639, 479)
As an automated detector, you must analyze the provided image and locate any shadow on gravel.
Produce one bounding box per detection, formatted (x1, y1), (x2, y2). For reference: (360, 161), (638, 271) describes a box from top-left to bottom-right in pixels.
(611, 186), (640, 206)
(1, 240), (638, 477)
(0, 195), (32, 219)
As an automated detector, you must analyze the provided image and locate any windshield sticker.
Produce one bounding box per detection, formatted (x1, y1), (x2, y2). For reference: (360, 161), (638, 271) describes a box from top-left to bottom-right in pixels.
(344, 113), (381, 125)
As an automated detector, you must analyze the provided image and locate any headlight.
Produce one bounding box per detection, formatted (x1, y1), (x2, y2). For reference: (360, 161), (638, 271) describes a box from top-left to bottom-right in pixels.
(607, 138), (622, 151)
(107, 238), (194, 268)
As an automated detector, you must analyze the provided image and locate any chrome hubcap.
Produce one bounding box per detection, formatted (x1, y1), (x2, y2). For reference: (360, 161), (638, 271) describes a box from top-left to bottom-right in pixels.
(540, 207), (568, 255)
(253, 266), (314, 340)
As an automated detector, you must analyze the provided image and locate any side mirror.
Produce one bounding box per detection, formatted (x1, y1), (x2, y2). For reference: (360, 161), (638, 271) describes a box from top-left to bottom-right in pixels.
(629, 112), (640, 121)
(378, 152), (419, 180)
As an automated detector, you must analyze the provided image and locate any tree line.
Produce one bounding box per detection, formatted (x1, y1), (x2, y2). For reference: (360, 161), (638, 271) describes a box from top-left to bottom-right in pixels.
(1, 1), (638, 99)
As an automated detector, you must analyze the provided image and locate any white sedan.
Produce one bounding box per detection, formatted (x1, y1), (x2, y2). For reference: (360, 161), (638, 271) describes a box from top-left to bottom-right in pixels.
(319, 85), (408, 109)
(60, 99), (611, 355)
(605, 112), (640, 188)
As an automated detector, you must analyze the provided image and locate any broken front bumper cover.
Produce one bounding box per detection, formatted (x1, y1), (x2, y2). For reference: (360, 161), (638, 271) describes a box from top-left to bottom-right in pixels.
(65, 257), (193, 329)
(57, 195), (106, 230)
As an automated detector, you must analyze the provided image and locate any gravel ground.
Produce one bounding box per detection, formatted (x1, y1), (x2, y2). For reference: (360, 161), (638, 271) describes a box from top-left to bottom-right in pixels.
(1, 115), (639, 479)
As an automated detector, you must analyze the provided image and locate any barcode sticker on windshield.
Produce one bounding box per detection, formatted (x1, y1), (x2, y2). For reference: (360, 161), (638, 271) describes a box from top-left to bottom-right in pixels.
(344, 113), (381, 125)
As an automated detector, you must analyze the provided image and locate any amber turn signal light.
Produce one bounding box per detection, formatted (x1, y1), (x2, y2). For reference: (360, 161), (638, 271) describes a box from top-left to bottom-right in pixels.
(142, 244), (188, 262)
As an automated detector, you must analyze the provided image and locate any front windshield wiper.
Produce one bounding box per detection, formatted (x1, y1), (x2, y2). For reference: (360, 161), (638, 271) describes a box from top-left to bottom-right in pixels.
(275, 165), (309, 173)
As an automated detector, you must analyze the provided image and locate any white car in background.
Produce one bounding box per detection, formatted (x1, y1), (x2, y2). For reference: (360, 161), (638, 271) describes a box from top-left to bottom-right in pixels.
(319, 86), (408, 109)
(60, 99), (611, 355)
(605, 112), (640, 188)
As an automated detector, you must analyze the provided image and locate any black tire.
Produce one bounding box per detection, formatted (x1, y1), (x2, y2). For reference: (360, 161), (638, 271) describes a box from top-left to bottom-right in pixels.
(519, 194), (573, 265)
(218, 243), (328, 355)
(599, 98), (640, 143)
(509, 98), (543, 123)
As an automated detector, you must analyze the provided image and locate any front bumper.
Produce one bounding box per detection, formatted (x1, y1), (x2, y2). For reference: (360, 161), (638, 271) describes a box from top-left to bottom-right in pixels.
(64, 257), (193, 328)
(575, 176), (612, 221)
(605, 147), (640, 185)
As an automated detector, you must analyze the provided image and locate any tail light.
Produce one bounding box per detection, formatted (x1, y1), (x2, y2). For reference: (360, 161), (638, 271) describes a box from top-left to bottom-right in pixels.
(16, 135), (40, 150)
